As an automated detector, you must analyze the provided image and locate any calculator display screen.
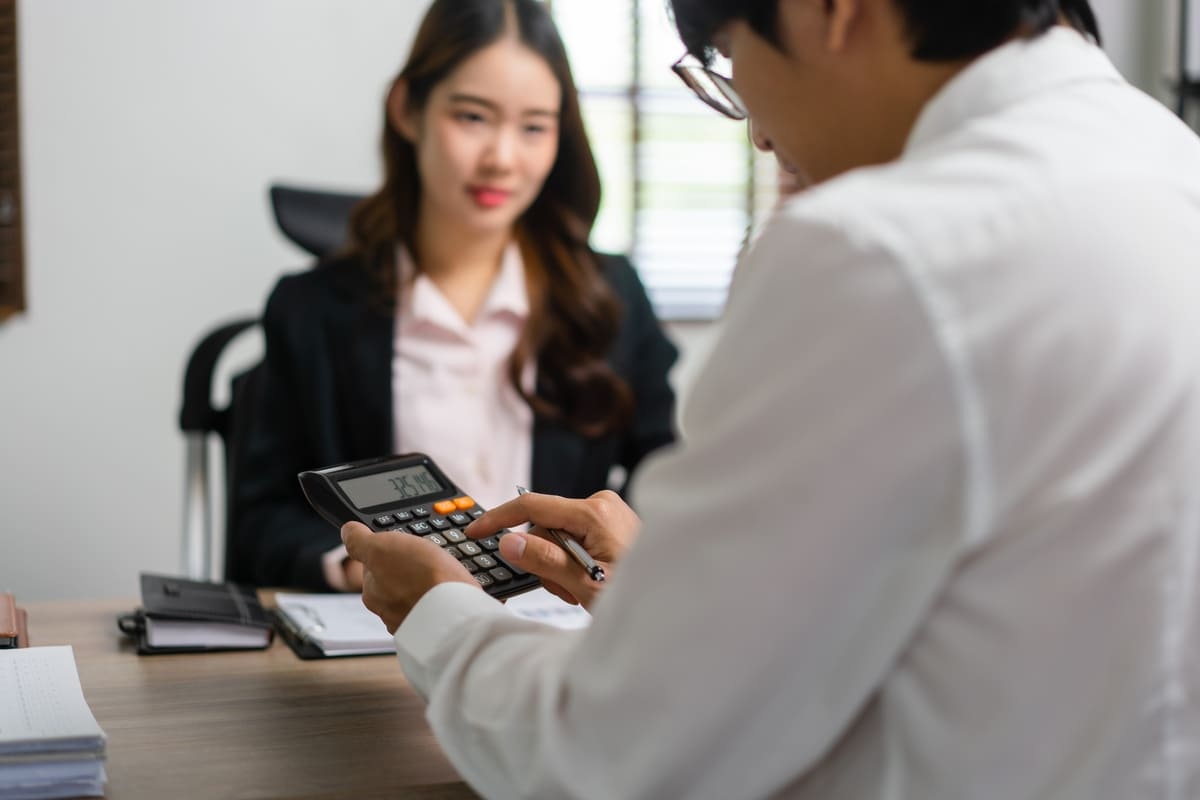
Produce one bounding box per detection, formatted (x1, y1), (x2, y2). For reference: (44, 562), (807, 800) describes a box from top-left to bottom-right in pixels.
(337, 465), (445, 509)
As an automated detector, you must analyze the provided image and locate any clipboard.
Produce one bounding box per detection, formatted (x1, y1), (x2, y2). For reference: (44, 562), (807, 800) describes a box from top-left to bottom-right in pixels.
(271, 594), (396, 659)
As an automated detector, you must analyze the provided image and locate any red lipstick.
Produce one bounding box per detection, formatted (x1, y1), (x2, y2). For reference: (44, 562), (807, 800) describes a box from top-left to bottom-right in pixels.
(469, 187), (511, 209)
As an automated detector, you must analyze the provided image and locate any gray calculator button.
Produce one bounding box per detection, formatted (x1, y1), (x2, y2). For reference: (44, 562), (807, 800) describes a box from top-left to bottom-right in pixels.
(475, 572), (495, 587)
(472, 554), (498, 570)
(448, 512), (472, 526)
(411, 506), (431, 518)
(444, 545), (465, 559)
(373, 514), (396, 528)
(468, 508), (484, 519)
(394, 510), (414, 522)
(458, 541), (482, 557)
(429, 517), (451, 531)
(462, 559), (480, 573)
(408, 521), (432, 535)
(488, 567), (513, 582)
(478, 536), (500, 551)
(423, 533), (448, 547)
(443, 528), (467, 543)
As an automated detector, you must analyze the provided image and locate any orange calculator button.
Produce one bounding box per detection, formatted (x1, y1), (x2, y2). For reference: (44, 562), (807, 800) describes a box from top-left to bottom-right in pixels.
(453, 496), (476, 510)
(433, 500), (457, 515)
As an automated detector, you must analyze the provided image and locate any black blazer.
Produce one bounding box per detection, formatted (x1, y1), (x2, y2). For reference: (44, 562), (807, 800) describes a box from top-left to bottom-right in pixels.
(231, 252), (679, 590)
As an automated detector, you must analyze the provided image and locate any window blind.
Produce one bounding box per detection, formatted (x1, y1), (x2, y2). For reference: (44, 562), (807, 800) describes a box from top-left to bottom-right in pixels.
(552, 0), (777, 320)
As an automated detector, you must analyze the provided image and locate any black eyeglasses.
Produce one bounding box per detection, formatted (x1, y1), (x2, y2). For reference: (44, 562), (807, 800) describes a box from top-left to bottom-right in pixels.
(671, 54), (748, 120)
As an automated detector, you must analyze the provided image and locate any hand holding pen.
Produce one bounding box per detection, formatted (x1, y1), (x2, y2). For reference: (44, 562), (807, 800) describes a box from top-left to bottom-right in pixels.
(464, 488), (641, 610)
(516, 487), (606, 582)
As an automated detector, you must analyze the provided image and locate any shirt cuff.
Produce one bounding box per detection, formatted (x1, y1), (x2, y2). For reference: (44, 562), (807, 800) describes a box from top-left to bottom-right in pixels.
(394, 582), (507, 699)
(321, 544), (351, 592)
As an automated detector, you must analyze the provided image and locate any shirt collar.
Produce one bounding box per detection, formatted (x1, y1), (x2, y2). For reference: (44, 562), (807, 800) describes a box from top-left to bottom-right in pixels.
(397, 242), (529, 329)
(484, 243), (530, 319)
(904, 27), (1123, 156)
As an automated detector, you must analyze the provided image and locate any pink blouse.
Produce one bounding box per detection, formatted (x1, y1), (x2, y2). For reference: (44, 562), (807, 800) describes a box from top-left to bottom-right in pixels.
(322, 244), (534, 589)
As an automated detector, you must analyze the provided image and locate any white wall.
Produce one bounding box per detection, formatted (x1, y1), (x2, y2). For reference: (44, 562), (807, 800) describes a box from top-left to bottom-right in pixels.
(0, 1), (1182, 601)
(1, 1), (428, 601)
(1091, 0), (1174, 102)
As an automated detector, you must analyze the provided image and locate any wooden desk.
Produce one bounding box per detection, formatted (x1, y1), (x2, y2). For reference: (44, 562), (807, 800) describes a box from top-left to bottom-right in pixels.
(24, 597), (479, 800)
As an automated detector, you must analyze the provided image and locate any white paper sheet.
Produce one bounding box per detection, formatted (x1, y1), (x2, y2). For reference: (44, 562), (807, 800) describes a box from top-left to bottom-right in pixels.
(0, 647), (105, 756)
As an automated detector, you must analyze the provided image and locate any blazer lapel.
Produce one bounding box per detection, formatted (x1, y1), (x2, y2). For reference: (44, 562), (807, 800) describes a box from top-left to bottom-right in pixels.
(338, 305), (394, 459)
(531, 416), (585, 497)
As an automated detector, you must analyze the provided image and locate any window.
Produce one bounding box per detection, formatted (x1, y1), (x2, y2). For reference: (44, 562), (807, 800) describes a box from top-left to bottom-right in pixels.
(0, 0), (23, 322)
(551, 0), (778, 320)
(1176, 0), (1200, 129)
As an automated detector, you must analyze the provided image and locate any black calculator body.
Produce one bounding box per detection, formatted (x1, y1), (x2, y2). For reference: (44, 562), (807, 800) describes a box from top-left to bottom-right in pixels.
(298, 453), (540, 600)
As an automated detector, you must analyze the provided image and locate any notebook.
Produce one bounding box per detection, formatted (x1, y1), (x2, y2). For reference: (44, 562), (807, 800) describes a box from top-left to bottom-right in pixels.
(118, 573), (273, 654)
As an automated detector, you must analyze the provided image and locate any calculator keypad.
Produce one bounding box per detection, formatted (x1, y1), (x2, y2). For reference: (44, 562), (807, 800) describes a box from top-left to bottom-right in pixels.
(369, 496), (534, 597)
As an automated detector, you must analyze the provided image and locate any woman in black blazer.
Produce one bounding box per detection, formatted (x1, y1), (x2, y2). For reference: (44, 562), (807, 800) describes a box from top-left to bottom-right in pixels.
(230, 0), (677, 591)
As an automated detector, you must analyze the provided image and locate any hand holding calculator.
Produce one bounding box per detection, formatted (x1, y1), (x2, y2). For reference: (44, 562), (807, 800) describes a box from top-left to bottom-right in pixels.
(298, 453), (542, 600)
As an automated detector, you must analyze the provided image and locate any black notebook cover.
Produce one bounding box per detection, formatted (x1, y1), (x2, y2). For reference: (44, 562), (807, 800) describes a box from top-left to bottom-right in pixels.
(270, 608), (327, 660)
(117, 573), (273, 654)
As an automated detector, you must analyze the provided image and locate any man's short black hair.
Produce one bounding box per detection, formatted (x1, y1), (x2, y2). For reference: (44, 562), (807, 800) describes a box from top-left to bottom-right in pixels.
(668, 0), (1101, 64)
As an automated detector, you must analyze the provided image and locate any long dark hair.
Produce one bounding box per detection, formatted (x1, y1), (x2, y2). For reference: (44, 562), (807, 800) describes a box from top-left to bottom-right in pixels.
(346, 0), (632, 437)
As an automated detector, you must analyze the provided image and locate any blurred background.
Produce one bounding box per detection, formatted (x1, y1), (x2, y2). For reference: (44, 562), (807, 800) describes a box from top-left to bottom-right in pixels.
(1, 0), (1196, 600)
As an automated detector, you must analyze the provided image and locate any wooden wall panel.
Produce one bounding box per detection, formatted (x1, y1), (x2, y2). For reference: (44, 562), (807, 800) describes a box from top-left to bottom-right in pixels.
(0, 0), (24, 321)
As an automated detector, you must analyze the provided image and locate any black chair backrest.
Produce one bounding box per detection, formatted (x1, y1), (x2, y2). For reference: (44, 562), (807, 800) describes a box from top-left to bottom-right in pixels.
(268, 184), (364, 259)
(179, 183), (366, 582)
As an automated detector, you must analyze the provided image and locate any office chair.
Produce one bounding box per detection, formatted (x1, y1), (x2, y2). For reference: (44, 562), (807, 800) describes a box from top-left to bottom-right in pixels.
(178, 183), (365, 581)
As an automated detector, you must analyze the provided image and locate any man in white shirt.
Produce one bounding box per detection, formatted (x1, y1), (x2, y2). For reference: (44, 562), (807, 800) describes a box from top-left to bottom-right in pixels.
(341, 1), (1200, 797)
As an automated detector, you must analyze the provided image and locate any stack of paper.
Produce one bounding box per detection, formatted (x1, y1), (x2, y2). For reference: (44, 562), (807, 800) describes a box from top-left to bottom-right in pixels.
(0, 646), (107, 800)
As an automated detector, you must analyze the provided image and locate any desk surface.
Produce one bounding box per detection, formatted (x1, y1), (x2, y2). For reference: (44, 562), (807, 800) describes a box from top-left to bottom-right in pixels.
(24, 596), (479, 800)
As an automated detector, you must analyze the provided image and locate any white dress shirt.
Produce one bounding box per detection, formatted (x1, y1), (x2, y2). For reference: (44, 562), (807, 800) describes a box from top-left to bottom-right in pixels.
(393, 29), (1200, 799)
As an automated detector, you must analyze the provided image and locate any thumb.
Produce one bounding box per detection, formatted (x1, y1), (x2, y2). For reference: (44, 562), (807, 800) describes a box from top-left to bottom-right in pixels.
(499, 532), (574, 583)
(341, 521), (374, 562)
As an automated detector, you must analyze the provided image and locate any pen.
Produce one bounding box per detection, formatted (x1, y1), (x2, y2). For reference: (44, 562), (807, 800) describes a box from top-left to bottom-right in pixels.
(515, 486), (606, 582)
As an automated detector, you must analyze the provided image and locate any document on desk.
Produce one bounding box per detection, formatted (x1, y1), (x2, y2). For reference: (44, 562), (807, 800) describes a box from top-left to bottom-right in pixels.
(276, 587), (591, 659)
(274, 594), (396, 658)
(0, 646), (107, 800)
(0, 646), (106, 756)
(503, 587), (591, 630)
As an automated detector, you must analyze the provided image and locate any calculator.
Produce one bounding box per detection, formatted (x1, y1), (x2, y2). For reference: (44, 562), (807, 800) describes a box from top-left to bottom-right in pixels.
(298, 453), (540, 600)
